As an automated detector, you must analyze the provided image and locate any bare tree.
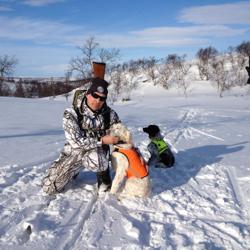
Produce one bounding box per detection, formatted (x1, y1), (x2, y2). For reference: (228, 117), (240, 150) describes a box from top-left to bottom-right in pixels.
(174, 55), (192, 97)
(81, 36), (99, 66)
(68, 36), (121, 79)
(64, 71), (72, 101)
(108, 64), (126, 103)
(227, 46), (248, 86)
(68, 36), (98, 79)
(236, 41), (250, 57)
(0, 55), (18, 79)
(98, 48), (120, 65)
(0, 82), (11, 96)
(143, 57), (159, 85)
(158, 56), (176, 89)
(164, 54), (192, 97)
(49, 77), (56, 99)
(236, 41), (250, 84)
(196, 47), (218, 80)
(178, 65), (192, 97)
(14, 81), (25, 98)
(210, 54), (232, 97)
(97, 48), (121, 76)
(122, 60), (141, 101)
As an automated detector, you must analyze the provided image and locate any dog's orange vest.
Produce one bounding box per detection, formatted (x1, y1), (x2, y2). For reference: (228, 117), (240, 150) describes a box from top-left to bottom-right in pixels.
(117, 147), (148, 179)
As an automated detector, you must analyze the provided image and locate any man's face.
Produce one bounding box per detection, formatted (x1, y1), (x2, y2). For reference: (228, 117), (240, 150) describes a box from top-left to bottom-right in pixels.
(86, 91), (107, 111)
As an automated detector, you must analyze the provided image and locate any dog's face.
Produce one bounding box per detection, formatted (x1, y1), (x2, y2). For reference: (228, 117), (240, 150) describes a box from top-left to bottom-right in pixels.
(109, 123), (133, 145)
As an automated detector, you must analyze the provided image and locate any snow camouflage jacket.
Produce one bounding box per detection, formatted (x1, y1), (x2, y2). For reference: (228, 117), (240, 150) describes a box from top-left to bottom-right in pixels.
(62, 92), (120, 165)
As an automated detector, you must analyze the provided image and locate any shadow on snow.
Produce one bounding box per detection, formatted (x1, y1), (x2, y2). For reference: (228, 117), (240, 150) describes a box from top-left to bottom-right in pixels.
(151, 142), (247, 195)
(0, 129), (64, 139)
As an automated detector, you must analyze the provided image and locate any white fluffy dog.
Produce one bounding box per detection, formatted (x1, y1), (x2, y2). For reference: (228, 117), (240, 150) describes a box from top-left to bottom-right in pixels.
(109, 123), (151, 199)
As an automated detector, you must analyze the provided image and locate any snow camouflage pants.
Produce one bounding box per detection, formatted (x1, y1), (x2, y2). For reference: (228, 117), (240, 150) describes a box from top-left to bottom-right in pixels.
(42, 144), (109, 195)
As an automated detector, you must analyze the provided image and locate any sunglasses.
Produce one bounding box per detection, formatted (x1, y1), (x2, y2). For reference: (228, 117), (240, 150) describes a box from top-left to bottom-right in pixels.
(91, 92), (107, 101)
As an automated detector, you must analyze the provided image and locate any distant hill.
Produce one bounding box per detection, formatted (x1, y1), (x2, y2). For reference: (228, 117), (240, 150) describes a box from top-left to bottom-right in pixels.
(0, 77), (91, 98)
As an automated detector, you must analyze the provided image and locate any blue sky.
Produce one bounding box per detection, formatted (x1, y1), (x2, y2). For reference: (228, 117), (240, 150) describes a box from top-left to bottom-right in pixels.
(0, 0), (249, 77)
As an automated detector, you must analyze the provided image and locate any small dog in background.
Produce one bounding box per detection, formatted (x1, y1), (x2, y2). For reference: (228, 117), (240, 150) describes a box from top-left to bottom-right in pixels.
(108, 123), (151, 199)
(143, 124), (175, 168)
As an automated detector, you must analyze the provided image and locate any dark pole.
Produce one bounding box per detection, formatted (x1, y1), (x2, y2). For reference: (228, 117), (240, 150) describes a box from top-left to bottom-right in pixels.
(246, 56), (250, 84)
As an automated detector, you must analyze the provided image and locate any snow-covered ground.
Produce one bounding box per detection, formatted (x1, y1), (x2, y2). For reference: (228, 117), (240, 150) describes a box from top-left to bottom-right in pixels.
(0, 82), (250, 249)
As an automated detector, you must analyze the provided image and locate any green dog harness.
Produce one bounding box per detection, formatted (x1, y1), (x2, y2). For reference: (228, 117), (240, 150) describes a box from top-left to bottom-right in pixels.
(152, 138), (168, 155)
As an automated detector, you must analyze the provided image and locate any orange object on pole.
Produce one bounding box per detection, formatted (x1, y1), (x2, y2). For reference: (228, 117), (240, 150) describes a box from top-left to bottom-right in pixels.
(92, 62), (106, 80)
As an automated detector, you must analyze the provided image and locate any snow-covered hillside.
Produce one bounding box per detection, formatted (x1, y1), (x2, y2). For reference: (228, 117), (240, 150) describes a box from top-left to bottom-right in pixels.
(0, 82), (250, 249)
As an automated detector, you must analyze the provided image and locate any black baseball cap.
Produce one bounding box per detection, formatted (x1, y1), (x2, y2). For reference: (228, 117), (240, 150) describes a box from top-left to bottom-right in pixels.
(87, 77), (109, 95)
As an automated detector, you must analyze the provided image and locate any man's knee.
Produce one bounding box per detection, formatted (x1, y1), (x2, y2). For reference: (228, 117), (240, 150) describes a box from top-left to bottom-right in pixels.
(42, 176), (58, 195)
(42, 162), (67, 195)
(42, 174), (68, 195)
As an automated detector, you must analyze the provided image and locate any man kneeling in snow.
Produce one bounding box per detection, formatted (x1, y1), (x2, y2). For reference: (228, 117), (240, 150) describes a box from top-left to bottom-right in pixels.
(109, 123), (151, 199)
(42, 78), (120, 195)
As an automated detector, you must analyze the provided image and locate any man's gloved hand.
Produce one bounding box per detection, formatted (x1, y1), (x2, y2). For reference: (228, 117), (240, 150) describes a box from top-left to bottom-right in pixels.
(101, 135), (119, 145)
